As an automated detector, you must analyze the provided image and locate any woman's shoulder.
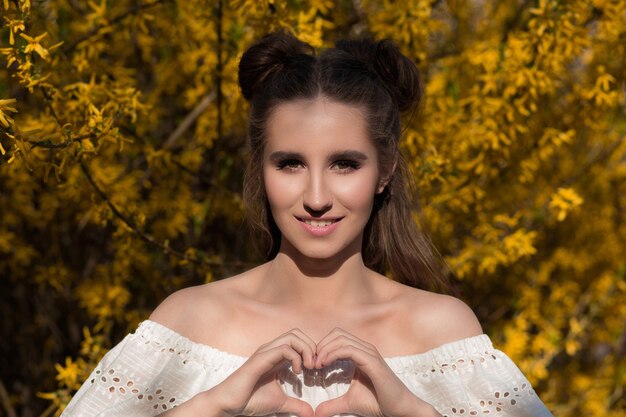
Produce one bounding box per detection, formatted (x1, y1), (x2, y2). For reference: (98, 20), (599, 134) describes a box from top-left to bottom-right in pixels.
(148, 266), (263, 339)
(390, 283), (484, 353)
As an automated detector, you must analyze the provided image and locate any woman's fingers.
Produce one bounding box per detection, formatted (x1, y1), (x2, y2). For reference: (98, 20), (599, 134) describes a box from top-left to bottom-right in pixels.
(249, 343), (305, 375)
(316, 344), (376, 372)
(256, 328), (317, 370)
(315, 330), (377, 368)
(287, 328), (318, 349)
(219, 329), (320, 417)
(220, 338), (310, 405)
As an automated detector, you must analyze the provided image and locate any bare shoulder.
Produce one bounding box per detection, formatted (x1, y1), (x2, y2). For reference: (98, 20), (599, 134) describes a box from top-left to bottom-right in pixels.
(149, 282), (220, 335)
(148, 268), (255, 338)
(396, 286), (484, 352)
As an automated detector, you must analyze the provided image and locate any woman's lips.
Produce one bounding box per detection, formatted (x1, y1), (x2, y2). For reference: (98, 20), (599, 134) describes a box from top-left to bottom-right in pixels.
(296, 217), (343, 236)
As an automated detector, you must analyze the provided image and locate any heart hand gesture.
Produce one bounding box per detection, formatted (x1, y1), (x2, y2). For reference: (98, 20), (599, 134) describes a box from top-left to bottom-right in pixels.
(164, 328), (439, 417)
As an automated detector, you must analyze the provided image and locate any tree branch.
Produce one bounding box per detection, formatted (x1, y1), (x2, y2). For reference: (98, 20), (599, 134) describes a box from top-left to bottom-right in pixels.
(137, 90), (217, 186)
(63, 0), (172, 54)
(170, 157), (240, 198)
(29, 133), (92, 149)
(79, 160), (250, 269)
(162, 90), (217, 151)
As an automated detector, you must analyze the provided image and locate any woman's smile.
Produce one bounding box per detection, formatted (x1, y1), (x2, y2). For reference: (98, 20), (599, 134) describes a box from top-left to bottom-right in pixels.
(297, 216), (344, 236)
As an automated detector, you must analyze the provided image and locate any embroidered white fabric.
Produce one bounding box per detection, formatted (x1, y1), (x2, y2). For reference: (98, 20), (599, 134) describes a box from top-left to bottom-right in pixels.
(61, 320), (553, 417)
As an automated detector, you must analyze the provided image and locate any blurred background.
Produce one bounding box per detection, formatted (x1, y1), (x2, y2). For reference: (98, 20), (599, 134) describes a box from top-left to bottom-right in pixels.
(1, 0), (625, 416)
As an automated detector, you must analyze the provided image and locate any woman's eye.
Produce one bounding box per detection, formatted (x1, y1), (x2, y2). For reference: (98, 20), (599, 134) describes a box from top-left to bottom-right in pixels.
(333, 160), (360, 172)
(276, 159), (304, 171)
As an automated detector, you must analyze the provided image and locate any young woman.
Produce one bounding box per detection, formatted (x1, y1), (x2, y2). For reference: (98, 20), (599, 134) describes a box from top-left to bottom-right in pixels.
(61, 31), (553, 417)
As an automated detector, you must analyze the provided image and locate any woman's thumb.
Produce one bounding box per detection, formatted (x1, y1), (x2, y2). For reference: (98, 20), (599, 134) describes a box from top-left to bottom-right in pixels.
(314, 397), (347, 417)
(280, 397), (315, 417)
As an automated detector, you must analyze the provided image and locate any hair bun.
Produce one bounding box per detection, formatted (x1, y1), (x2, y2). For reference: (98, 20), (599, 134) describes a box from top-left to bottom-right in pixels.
(335, 38), (422, 113)
(238, 30), (315, 101)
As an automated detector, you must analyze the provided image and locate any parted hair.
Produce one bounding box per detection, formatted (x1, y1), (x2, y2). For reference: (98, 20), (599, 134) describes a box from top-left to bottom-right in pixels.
(238, 29), (450, 292)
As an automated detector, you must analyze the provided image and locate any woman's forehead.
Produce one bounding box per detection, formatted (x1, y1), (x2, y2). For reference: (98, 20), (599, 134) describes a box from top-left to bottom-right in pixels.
(264, 99), (374, 156)
(268, 97), (366, 127)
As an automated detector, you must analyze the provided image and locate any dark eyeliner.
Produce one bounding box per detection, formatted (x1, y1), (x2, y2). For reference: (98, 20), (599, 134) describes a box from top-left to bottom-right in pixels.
(276, 159), (302, 170)
(334, 160), (360, 171)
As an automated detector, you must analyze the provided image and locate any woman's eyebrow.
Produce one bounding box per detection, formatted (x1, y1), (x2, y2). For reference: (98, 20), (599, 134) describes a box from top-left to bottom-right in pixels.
(329, 150), (368, 161)
(268, 151), (303, 162)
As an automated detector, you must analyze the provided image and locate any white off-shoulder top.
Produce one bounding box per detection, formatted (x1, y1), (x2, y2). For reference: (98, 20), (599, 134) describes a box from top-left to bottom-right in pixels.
(61, 320), (553, 417)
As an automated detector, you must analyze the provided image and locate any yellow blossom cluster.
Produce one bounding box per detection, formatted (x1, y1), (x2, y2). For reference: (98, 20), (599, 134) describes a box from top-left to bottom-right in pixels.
(1, 1), (625, 416)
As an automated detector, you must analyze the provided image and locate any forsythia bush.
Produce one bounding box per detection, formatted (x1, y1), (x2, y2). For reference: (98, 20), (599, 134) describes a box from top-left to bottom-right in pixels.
(1, 0), (624, 416)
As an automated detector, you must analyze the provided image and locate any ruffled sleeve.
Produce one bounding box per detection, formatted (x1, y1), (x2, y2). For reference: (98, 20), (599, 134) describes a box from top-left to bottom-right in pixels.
(61, 321), (245, 417)
(387, 335), (553, 417)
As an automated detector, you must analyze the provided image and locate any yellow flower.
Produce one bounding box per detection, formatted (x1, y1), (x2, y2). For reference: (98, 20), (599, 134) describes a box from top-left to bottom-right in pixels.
(503, 229), (538, 258)
(0, 98), (18, 128)
(565, 339), (581, 356)
(19, 32), (50, 60)
(549, 187), (584, 221)
(20, 0), (31, 13)
(88, 0), (108, 20)
(4, 18), (26, 45)
(54, 357), (82, 389)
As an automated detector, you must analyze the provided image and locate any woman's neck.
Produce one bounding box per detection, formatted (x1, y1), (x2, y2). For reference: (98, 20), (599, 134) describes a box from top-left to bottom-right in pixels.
(254, 250), (380, 311)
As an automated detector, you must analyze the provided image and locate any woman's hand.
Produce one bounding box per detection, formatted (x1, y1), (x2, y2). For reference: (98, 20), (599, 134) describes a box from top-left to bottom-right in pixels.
(313, 328), (441, 417)
(206, 328), (317, 417)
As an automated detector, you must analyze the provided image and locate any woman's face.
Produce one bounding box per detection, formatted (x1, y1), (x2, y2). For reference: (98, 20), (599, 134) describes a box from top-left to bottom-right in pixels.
(263, 97), (385, 262)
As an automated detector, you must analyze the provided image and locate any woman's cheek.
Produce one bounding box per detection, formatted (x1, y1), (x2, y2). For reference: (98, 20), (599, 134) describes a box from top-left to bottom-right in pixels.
(264, 171), (300, 209)
(333, 173), (378, 207)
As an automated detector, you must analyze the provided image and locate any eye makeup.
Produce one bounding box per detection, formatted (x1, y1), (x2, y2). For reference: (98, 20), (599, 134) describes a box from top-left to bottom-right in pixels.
(269, 150), (368, 172)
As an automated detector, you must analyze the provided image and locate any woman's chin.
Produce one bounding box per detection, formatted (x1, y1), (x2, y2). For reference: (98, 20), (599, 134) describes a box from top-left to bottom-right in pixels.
(279, 242), (362, 266)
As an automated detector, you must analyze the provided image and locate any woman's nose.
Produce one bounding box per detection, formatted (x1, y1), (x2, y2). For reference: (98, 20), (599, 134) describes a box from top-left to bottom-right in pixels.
(303, 172), (332, 213)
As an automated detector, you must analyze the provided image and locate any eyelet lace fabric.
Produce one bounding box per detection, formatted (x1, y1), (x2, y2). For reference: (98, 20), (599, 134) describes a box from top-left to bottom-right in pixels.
(62, 320), (553, 417)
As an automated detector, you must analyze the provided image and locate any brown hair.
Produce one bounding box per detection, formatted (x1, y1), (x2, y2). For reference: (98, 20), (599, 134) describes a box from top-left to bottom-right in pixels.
(239, 29), (450, 292)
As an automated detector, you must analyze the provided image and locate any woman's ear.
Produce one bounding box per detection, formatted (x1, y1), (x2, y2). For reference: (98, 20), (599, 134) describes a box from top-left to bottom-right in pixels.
(376, 179), (389, 194)
(376, 158), (398, 194)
